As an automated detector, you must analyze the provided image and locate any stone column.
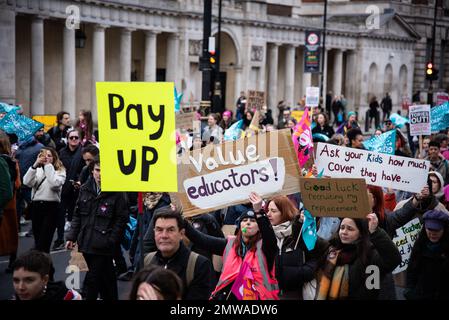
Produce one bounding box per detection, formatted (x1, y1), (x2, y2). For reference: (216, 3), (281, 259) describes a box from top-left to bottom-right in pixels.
(31, 16), (45, 115)
(166, 33), (180, 87)
(284, 44), (295, 107)
(144, 31), (158, 82)
(332, 48), (344, 96)
(62, 27), (76, 116)
(345, 50), (356, 109)
(0, 10), (15, 105)
(91, 25), (107, 122)
(120, 28), (133, 81)
(268, 43), (279, 120)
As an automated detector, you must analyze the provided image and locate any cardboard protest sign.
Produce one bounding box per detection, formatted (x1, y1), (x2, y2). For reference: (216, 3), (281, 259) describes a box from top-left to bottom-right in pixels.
(175, 112), (200, 132)
(174, 129), (301, 217)
(305, 87), (320, 107)
(246, 90), (265, 110)
(32, 115), (57, 133)
(96, 82), (177, 192)
(315, 143), (429, 193)
(392, 218), (422, 274)
(300, 178), (370, 218)
(409, 104), (431, 136)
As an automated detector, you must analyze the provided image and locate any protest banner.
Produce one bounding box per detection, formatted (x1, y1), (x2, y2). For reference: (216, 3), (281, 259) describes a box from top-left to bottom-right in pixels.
(300, 178), (370, 218)
(392, 218), (422, 274)
(0, 111), (43, 142)
(175, 112), (200, 132)
(175, 129), (301, 217)
(409, 104), (431, 136)
(431, 101), (449, 133)
(315, 142), (429, 193)
(246, 90), (265, 110)
(305, 87), (320, 107)
(96, 82), (177, 192)
(32, 115), (57, 133)
(363, 130), (396, 155)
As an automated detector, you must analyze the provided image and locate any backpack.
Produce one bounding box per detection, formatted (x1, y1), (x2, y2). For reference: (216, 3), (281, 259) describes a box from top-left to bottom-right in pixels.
(144, 251), (199, 288)
(0, 154), (16, 194)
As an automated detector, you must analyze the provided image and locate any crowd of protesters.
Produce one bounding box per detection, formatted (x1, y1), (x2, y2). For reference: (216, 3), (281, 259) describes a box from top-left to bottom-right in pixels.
(1, 91), (449, 302)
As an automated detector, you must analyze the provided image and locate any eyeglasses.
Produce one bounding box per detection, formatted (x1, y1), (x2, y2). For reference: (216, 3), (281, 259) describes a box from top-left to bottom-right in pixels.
(69, 136), (79, 140)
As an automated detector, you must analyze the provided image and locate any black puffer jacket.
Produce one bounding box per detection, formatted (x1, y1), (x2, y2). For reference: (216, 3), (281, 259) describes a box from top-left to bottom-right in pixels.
(66, 177), (128, 256)
(275, 216), (328, 299)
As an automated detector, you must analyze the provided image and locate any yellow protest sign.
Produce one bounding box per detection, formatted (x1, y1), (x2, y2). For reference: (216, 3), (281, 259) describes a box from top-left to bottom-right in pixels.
(96, 82), (177, 192)
(32, 115), (57, 132)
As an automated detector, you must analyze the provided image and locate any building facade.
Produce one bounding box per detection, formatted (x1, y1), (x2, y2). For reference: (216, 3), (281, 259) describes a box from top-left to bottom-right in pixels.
(0, 0), (421, 123)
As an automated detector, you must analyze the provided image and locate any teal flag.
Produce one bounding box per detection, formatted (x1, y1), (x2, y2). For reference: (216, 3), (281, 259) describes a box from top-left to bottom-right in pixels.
(301, 209), (317, 251)
(389, 113), (409, 128)
(0, 111), (43, 142)
(363, 130), (396, 155)
(174, 87), (183, 113)
(431, 102), (449, 132)
(224, 120), (243, 141)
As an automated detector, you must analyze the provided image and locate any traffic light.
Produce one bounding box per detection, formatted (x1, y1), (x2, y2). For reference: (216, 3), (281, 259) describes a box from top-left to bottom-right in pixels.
(426, 61), (439, 81)
(208, 36), (217, 70)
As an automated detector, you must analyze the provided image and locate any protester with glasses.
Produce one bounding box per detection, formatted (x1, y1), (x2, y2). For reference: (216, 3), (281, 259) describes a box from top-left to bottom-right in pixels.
(53, 128), (84, 250)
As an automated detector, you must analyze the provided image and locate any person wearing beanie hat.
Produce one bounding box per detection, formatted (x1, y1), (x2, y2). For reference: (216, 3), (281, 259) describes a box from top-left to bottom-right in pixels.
(183, 192), (279, 300)
(405, 209), (449, 299)
(219, 110), (235, 131)
(336, 111), (360, 135)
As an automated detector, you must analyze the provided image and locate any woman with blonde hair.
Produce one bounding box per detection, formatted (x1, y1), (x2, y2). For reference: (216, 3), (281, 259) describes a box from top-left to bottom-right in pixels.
(23, 147), (66, 253)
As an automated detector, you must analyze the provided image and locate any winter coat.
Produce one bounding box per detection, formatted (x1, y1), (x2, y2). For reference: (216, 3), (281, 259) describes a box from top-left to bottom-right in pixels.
(318, 228), (401, 300)
(59, 145), (84, 199)
(275, 216), (328, 299)
(15, 138), (43, 180)
(0, 155), (20, 256)
(312, 124), (335, 139)
(47, 125), (69, 152)
(23, 164), (66, 202)
(405, 238), (449, 300)
(66, 177), (128, 256)
(145, 241), (213, 300)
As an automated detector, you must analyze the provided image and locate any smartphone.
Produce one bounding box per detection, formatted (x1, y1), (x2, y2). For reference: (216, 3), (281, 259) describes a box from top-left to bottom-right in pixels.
(427, 178), (433, 195)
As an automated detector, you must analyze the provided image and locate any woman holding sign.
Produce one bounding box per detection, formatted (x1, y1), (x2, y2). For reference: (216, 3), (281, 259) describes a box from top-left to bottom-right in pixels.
(315, 214), (401, 300)
(264, 195), (327, 300)
(183, 192), (279, 300)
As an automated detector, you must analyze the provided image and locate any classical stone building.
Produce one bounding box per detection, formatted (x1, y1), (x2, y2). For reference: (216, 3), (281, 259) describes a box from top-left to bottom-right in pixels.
(0, 0), (424, 123)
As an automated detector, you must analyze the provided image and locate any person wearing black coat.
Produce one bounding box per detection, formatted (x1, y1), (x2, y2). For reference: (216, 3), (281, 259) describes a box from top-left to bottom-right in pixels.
(312, 113), (335, 139)
(405, 210), (449, 300)
(265, 195), (327, 299)
(316, 214), (401, 300)
(143, 208), (213, 300)
(65, 158), (128, 300)
(54, 129), (85, 250)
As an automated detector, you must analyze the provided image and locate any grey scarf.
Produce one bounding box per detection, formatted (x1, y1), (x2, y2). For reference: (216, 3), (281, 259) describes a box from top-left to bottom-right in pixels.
(272, 220), (293, 250)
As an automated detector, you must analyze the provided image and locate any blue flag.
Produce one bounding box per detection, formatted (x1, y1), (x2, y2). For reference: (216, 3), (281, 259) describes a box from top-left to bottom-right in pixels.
(431, 102), (449, 132)
(0, 111), (43, 142)
(0, 102), (20, 114)
(174, 87), (183, 113)
(224, 120), (244, 141)
(363, 130), (396, 155)
(301, 209), (317, 251)
(312, 133), (330, 142)
(389, 113), (409, 128)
